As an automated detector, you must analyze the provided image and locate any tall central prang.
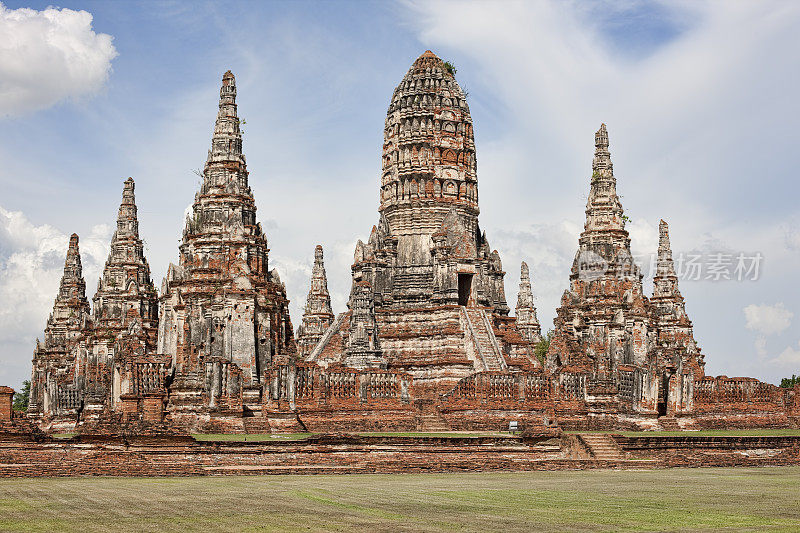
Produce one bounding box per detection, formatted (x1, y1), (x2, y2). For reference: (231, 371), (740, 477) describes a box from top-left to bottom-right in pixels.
(379, 50), (479, 257)
(306, 52), (539, 393)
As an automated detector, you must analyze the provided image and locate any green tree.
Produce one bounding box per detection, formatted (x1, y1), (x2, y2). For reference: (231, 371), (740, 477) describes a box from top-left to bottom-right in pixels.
(13, 380), (30, 411)
(780, 374), (799, 388)
(534, 329), (554, 365)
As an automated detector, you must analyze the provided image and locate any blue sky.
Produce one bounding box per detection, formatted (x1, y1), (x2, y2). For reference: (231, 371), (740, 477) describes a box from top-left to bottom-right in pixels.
(1, 0), (799, 390)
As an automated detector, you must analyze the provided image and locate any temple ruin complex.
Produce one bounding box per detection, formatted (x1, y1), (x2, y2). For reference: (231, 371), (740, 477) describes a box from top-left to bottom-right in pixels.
(16, 52), (798, 435)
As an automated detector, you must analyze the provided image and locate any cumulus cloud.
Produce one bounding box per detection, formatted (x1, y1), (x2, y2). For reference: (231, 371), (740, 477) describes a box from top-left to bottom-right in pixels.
(770, 341), (800, 366)
(0, 3), (117, 117)
(743, 303), (793, 336)
(0, 205), (109, 384)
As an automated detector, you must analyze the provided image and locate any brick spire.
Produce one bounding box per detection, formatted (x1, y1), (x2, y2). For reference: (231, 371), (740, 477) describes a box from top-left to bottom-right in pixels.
(32, 235), (90, 387)
(159, 70), (295, 393)
(29, 234), (91, 415)
(654, 219), (678, 283)
(297, 245), (335, 357)
(58, 234), (89, 313)
(205, 70), (246, 174)
(515, 261), (542, 344)
(651, 219), (705, 375)
(572, 124), (639, 282)
(92, 178), (158, 342)
(583, 124), (625, 236)
(548, 125), (647, 376)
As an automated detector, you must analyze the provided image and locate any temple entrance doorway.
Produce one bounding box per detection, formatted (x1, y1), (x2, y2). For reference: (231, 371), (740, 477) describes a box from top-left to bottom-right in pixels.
(458, 273), (473, 306)
(657, 374), (669, 417)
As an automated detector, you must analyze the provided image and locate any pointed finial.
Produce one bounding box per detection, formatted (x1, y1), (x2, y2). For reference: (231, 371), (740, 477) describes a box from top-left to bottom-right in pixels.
(314, 244), (324, 261)
(521, 260), (530, 280)
(114, 177), (139, 238)
(595, 123), (608, 149)
(659, 219), (671, 249)
(655, 218), (677, 279)
(122, 177), (135, 201)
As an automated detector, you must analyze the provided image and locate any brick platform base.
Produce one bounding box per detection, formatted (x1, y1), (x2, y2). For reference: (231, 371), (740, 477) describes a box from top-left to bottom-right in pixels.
(0, 432), (798, 477)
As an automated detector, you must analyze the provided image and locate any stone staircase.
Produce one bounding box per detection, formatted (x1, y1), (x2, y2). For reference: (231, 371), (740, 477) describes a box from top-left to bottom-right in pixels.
(658, 416), (698, 431)
(462, 307), (506, 372)
(415, 412), (451, 432)
(658, 417), (681, 431)
(579, 433), (625, 461)
(414, 400), (451, 431)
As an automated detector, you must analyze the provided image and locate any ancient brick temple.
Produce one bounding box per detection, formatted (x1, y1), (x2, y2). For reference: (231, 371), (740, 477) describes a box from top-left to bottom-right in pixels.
(19, 54), (798, 434)
(307, 50), (537, 396)
(28, 178), (161, 429)
(156, 70), (295, 427)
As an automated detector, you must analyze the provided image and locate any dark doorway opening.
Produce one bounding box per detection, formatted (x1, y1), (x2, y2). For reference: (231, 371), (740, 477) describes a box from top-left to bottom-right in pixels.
(657, 374), (669, 417)
(458, 273), (473, 306)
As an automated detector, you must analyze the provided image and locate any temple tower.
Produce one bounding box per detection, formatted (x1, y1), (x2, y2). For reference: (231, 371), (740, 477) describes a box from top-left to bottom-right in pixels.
(547, 125), (650, 376)
(76, 177), (161, 410)
(380, 50), (479, 243)
(651, 220), (704, 377)
(92, 178), (159, 344)
(310, 52), (531, 392)
(515, 261), (542, 345)
(297, 245), (335, 357)
(158, 70), (295, 418)
(28, 234), (91, 418)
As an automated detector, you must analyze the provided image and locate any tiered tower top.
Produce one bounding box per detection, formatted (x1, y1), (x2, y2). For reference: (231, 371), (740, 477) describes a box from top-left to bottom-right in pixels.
(93, 178), (158, 340)
(572, 124), (640, 282)
(42, 234), (90, 349)
(181, 70), (262, 248)
(379, 50), (478, 245)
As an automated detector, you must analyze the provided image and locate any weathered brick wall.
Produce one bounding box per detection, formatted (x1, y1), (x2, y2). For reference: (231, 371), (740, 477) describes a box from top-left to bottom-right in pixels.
(0, 387), (13, 422)
(0, 432), (798, 478)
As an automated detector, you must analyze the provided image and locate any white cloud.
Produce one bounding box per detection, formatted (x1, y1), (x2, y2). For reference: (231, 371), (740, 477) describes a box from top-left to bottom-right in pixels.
(0, 205), (109, 385)
(0, 3), (117, 117)
(743, 303), (793, 336)
(771, 341), (800, 366)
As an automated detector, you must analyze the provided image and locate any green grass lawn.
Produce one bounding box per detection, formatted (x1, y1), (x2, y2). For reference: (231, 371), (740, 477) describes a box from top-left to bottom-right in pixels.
(355, 431), (510, 438)
(1, 467), (799, 532)
(192, 433), (313, 442)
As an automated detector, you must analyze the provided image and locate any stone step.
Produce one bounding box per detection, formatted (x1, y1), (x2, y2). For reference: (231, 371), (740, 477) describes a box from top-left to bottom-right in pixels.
(658, 417), (682, 431)
(578, 434), (624, 460)
(463, 307), (506, 372)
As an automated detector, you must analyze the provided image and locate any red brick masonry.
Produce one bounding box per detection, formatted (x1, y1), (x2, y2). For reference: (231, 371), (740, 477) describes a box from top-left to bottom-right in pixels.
(0, 387), (13, 422)
(0, 432), (797, 477)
